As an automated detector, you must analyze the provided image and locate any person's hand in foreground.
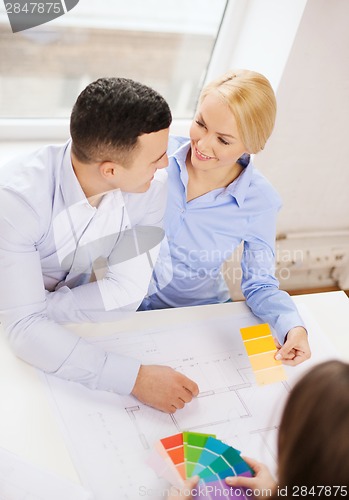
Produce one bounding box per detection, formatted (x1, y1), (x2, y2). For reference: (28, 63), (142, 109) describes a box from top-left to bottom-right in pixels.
(225, 456), (276, 495)
(274, 326), (311, 366)
(131, 365), (199, 413)
(167, 476), (200, 499)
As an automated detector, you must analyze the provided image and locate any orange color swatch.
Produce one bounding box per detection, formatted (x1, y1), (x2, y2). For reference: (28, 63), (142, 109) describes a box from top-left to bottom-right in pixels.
(240, 323), (287, 385)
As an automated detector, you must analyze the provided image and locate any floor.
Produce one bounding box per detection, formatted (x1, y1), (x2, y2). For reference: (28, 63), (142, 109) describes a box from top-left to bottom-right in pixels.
(287, 286), (349, 298)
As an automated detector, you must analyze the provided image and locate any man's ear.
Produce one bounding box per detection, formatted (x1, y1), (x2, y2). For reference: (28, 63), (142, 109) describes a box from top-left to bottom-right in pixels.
(99, 161), (120, 179)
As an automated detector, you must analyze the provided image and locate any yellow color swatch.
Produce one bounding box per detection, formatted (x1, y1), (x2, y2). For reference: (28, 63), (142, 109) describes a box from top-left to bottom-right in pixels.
(249, 351), (282, 371)
(240, 323), (272, 341)
(255, 366), (287, 385)
(240, 323), (287, 386)
(243, 336), (276, 356)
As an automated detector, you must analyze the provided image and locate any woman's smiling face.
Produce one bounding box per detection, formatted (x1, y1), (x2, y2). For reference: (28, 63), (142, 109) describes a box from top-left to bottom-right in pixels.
(189, 92), (247, 173)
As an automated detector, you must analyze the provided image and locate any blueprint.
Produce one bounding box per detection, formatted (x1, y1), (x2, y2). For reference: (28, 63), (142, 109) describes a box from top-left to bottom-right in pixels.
(42, 304), (341, 500)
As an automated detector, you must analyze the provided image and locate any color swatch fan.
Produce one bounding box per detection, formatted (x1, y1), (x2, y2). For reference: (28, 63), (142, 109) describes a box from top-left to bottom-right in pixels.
(240, 323), (287, 385)
(147, 432), (253, 499)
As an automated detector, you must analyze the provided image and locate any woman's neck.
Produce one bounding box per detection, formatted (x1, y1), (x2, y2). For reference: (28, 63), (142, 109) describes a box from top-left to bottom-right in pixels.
(185, 152), (243, 202)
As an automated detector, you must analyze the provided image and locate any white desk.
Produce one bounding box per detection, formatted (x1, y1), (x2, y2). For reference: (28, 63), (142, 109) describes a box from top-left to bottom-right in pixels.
(0, 291), (348, 488)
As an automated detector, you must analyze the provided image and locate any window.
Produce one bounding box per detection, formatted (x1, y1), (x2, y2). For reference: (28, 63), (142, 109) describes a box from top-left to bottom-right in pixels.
(0, 0), (227, 119)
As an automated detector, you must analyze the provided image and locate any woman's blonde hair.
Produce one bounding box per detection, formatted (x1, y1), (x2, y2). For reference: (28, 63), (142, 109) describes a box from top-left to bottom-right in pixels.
(199, 69), (276, 154)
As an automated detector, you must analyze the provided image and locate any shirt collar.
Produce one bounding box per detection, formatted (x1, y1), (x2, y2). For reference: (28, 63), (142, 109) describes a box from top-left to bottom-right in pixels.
(169, 139), (190, 170)
(61, 140), (126, 215)
(223, 156), (254, 207)
(60, 140), (94, 210)
(170, 139), (253, 207)
(169, 139), (191, 189)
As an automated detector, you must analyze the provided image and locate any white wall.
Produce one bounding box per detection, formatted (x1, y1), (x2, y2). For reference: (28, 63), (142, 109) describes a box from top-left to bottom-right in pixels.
(254, 0), (349, 234)
(221, 0), (349, 294)
(205, 0), (308, 91)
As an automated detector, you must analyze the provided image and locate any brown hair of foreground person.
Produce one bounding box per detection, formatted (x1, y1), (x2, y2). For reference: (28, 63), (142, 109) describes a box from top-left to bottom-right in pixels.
(276, 360), (349, 493)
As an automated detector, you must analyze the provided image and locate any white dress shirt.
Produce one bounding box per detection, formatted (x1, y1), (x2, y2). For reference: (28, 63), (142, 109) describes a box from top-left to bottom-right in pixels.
(0, 141), (167, 395)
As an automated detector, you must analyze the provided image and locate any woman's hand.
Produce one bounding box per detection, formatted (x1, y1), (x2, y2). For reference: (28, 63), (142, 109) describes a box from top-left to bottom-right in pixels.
(275, 326), (311, 366)
(225, 456), (276, 495)
(167, 476), (200, 499)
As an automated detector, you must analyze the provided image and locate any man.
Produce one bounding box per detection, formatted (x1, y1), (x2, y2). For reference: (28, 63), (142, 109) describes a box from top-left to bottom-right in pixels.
(0, 77), (198, 413)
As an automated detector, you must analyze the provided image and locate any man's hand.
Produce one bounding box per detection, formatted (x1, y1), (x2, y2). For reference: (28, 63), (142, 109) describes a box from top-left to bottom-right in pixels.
(225, 456), (276, 494)
(274, 326), (311, 366)
(131, 365), (199, 413)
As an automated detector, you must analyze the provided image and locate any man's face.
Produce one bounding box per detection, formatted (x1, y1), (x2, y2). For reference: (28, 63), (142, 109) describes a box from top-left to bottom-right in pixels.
(113, 128), (169, 193)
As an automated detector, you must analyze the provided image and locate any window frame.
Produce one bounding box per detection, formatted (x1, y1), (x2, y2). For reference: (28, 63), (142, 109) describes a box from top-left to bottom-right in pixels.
(0, 0), (308, 142)
(0, 0), (234, 141)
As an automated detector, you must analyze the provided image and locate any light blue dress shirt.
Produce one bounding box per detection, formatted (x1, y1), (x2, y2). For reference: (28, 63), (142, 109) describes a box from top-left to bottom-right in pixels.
(142, 136), (305, 343)
(0, 141), (166, 395)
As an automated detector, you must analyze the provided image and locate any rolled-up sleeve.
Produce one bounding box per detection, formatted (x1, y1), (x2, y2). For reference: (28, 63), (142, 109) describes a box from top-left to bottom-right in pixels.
(241, 207), (305, 344)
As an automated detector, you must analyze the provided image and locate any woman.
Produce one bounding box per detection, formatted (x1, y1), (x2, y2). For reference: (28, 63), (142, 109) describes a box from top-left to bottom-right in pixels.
(228, 359), (349, 496)
(169, 360), (349, 499)
(141, 69), (310, 364)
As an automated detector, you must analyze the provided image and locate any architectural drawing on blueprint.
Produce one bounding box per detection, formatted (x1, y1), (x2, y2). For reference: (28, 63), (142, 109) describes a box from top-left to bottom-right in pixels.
(122, 340), (290, 462)
(42, 307), (340, 500)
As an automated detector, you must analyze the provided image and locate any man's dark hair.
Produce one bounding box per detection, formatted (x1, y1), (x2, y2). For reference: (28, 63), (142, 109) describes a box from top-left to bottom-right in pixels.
(70, 77), (172, 164)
